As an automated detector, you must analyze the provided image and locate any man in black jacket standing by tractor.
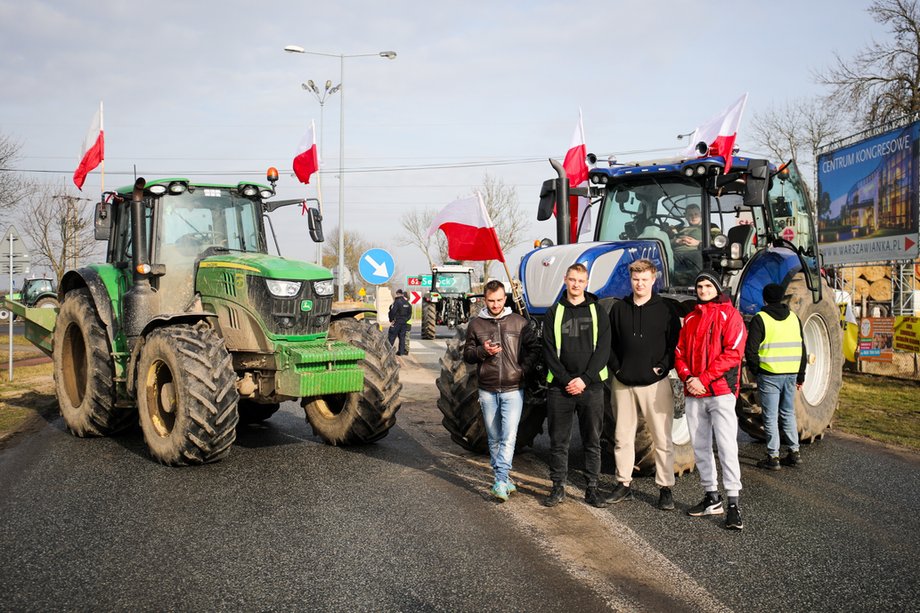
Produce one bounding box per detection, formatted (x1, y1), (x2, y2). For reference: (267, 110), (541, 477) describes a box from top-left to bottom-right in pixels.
(388, 289), (412, 356)
(606, 259), (681, 510)
(542, 263), (611, 508)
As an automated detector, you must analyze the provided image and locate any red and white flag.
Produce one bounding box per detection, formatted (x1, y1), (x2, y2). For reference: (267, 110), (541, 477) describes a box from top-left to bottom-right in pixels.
(559, 109), (592, 242)
(427, 193), (504, 262)
(293, 119), (319, 184)
(683, 93), (748, 173)
(73, 102), (104, 190)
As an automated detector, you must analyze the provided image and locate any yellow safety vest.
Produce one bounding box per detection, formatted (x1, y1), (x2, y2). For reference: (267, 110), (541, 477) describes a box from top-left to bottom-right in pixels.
(547, 302), (609, 383)
(756, 311), (803, 374)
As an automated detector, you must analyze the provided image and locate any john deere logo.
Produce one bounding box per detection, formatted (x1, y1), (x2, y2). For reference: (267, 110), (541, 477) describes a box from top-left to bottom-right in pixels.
(300, 300), (313, 312)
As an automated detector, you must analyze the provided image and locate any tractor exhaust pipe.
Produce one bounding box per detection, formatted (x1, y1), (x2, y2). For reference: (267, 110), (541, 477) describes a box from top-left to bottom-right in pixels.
(123, 177), (159, 342)
(549, 158), (571, 245)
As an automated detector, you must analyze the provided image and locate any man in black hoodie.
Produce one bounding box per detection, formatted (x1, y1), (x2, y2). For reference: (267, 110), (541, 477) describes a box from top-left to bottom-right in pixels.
(745, 283), (807, 470)
(542, 263), (611, 508)
(607, 259), (682, 510)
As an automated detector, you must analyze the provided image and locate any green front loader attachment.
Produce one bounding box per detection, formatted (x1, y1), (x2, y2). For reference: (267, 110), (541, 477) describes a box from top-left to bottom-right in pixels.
(3, 297), (56, 356)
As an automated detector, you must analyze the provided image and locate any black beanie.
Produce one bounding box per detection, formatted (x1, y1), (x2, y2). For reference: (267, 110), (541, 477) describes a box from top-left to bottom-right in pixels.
(763, 283), (785, 304)
(694, 271), (723, 295)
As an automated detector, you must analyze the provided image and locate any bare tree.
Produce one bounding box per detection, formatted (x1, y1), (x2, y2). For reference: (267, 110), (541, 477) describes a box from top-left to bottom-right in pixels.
(397, 208), (448, 270)
(322, 226), (371, 299)
(0, 133), (27, 213)
(479, 173), (527, 280)
(818, 0), (920, 127)
(749, 97), (845, 191)
(15, 181), (99, 283)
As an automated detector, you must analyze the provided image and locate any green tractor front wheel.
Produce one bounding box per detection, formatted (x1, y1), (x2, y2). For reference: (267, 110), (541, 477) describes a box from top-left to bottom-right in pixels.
(137, 323), (239, 465)
(302, 318), (402, 445)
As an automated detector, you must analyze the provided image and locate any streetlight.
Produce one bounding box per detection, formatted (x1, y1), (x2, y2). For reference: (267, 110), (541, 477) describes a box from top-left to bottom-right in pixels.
(284, 45), (397, 301)
(302, 79), (341, 265)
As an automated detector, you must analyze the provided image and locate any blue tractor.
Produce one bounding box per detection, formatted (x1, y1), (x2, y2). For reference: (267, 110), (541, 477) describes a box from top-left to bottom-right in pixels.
(438, 150), (842, 477)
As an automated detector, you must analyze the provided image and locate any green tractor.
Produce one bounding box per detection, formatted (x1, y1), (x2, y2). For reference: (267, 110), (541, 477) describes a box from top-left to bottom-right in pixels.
(6, 170), (401, 465)
(0, 277), (58, 321)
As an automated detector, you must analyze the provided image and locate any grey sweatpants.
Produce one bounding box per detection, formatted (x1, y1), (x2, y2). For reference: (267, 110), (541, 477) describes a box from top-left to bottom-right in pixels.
(685, 394), (743, 497)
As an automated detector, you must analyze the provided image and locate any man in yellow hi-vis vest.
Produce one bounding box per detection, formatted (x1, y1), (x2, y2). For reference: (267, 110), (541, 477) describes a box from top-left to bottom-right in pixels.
(542, 263), (611, 508)
(744, 283), (807, 470)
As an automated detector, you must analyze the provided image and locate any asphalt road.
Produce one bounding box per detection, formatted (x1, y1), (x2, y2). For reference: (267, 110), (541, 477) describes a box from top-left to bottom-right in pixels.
(1, 324), (918, 612)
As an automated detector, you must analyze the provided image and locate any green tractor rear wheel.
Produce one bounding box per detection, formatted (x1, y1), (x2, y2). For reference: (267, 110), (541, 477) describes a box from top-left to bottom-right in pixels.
(421, 302), (437, 339)
(302, 318), (402, 444)
(53, 288), (133, 436)
(137, 323), (239, 465)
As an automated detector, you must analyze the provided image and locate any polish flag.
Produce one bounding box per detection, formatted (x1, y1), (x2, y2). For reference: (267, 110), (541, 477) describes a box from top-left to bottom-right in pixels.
(560, 109), (592, 242)
(293, 119), (319, 184)
(73, 102), (104, 190)
(427, 193), (504, 262)
(684, 93), (748, 173)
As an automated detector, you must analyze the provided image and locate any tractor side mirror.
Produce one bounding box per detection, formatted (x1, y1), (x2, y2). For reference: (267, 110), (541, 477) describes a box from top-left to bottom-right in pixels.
(307, 207), (324, 243)
(537, 179), (556, 221)
(94, 201), (111, 241)
(743, 160), (770, 207)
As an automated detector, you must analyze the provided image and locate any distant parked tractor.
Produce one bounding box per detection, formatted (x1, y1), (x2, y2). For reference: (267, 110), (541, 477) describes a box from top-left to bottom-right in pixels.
(420, 263), (481, 339)
(5, 170), (401, 465)
(0, 277), (58, 321)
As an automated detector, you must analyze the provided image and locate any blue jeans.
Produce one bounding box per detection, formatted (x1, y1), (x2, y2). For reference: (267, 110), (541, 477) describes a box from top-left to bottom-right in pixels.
(478, 389), (524, 483)
(757, 373), (800, 456)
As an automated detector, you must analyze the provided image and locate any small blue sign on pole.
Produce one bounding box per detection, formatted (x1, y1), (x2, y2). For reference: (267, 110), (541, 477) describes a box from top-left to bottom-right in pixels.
(358, 248), (395, 285)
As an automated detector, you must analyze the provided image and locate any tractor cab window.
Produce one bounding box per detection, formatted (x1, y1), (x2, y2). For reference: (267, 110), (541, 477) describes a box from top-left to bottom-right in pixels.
(156, 189), (263, 257)
(596, 178), (704, 284)
(23, 279), (52, 302)
(768, 163), (821, 300)
(433, 273), (471, 294)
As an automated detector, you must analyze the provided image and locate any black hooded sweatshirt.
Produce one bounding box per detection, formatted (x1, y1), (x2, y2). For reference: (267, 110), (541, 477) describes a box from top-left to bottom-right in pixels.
(542, 292), (611, 389)
(744, 302), (807, 384)
(608, 293), (681, 386)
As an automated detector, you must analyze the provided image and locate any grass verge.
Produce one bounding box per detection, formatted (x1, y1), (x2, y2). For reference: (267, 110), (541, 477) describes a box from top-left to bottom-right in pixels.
(836, 373), (920, 451)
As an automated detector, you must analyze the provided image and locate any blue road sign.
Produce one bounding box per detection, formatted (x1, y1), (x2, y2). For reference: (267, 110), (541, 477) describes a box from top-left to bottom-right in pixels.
(358, 248), (395, 285)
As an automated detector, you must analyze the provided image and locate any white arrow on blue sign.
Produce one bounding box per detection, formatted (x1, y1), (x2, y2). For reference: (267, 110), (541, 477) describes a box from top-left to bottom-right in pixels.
(358, 248), (395, 285)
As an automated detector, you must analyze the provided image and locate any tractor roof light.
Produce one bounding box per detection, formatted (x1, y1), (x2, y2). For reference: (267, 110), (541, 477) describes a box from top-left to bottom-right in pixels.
(168, 181), (188, 194)
(148, 184), (167, 196)
(683, 166), (695, 177)
(259, 188), (274, 199)
(241, 185), (259, 197)
(695, 165), (707, 176)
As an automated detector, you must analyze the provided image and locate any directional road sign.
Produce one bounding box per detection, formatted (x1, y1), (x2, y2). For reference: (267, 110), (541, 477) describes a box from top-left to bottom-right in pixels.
(358, 248), (395, 285)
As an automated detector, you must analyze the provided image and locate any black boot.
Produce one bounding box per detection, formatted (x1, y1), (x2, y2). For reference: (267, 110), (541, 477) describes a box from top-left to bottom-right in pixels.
(543, 483), (565, 507)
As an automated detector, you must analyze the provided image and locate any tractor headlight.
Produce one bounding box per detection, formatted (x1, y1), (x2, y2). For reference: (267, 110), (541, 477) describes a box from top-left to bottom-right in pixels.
(266, 279), (302, 297)
(313, 280), (334, 296)
(712, 234), (728, 249)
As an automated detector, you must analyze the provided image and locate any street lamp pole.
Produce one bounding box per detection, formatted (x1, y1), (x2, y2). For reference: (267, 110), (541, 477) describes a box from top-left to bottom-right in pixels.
(284, 45), (397, 301)
(303, 79), (340, 265)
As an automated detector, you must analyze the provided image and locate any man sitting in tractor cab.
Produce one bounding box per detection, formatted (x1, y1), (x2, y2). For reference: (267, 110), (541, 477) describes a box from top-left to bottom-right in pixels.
(669, 204), (720, 286)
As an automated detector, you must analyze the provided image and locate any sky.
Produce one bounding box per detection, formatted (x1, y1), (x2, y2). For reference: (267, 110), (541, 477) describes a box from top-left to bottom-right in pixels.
(0, 0), (886, 288)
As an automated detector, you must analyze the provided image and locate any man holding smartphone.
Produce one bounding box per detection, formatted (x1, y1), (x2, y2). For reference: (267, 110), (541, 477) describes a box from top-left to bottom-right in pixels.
(463, 280), (540, 502)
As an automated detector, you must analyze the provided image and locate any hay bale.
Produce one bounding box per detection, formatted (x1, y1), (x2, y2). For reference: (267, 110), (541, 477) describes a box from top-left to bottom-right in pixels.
(868, 279), (892, 301)
(854, 277), (870, 300)
(860, 265), (890, 282)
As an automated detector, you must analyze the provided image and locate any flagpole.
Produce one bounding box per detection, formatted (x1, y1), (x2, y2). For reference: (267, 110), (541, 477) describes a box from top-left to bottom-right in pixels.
(312, 118), (323, 265)
(99, 101), (105, 194)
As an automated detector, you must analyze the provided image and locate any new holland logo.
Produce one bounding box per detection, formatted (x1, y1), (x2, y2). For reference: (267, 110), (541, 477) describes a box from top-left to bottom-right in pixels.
(300, 300), (313, 312)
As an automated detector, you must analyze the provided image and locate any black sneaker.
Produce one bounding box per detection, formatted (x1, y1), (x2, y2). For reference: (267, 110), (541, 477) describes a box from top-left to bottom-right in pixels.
(725, 503), (744, 530)
(756, 455), (781, 471)
(607, 483), (634, 504)
(687, 492), (723, 517)
(585, 486), (610, 508)
(543, 483), (565, 507)
(781, 450), (803, 467)
(657, 487), (675, 511)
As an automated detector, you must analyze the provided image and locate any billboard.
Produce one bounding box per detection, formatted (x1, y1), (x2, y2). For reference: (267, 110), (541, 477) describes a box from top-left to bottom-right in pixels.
(817, 122), (920, 265)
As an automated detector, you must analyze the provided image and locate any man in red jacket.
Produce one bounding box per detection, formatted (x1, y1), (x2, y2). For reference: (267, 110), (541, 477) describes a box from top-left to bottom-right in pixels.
(675, 271), (747, 530)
